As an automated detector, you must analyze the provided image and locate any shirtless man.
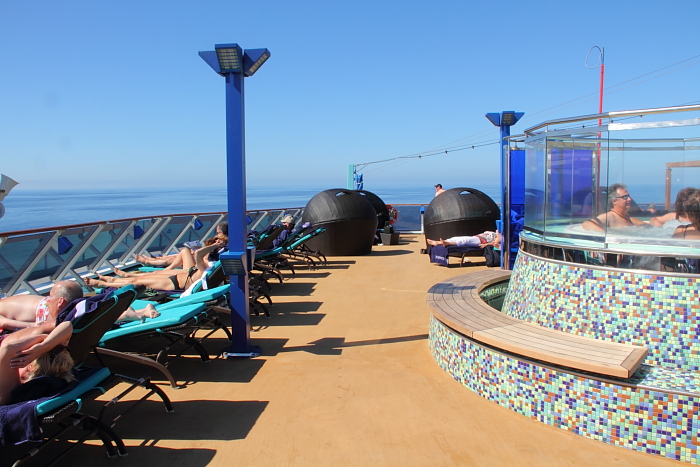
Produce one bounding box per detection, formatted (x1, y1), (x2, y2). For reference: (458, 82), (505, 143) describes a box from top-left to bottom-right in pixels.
(0, 281), (158, 335)
(582, 183), (647, 231)
(0, 281), (83, 334)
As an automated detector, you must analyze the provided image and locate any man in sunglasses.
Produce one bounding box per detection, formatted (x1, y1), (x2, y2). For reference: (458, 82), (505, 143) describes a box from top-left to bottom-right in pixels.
(583, 183), (647, 231)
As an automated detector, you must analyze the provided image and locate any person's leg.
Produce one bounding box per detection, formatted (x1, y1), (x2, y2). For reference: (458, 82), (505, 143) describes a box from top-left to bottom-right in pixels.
(120, 303), (160, 322)
(164, 248), (195, 271)
(445, 236), (481, 248)
(134, 254), (176, 267)
(85, 276), (135, 288)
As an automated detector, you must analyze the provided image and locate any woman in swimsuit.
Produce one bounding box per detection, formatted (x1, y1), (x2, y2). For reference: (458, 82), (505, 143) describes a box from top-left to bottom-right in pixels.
(673, 189), (700, 240)
(85, 241), (224, 290)
(135, 222), (228, 270)
(650, 187), (695, 228)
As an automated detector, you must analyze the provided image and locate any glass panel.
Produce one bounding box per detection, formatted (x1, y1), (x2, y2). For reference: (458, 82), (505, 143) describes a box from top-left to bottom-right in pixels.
(0, 233), (54, 293)
(524, 136), (546, 233)
(524, 106), (700, 259)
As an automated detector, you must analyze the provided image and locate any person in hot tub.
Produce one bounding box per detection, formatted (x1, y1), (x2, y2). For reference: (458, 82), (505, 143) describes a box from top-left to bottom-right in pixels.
(582, 183), (648, 231)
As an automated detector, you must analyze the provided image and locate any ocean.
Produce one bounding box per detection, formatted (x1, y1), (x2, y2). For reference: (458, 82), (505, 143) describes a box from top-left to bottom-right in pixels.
(1, 182), (671, 234)
(0, 185), (501, 233)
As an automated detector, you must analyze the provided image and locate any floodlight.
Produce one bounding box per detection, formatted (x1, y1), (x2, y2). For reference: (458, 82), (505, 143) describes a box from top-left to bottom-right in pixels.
(500, 111), (524, 126)
(243, 48), (271, 77)
(215, 43), (243, 73)
(485, 113), (501, 127)
(220, 250), (247, 276)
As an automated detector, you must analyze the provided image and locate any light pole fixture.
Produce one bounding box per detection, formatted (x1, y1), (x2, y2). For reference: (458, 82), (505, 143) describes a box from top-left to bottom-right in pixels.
(485, 111), (524, 270)
(199, 43), (270, 357)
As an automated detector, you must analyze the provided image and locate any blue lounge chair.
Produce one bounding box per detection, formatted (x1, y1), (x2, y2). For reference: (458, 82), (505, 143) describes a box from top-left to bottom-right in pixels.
(2, 285), (173, 465)
(255, 227), (327, 273)
(95, 283), (232, 388)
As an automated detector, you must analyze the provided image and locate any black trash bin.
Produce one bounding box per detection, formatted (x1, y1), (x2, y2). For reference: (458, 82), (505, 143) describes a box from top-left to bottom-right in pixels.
(301, 189), (378, 256)
(424, 187), (500, 244)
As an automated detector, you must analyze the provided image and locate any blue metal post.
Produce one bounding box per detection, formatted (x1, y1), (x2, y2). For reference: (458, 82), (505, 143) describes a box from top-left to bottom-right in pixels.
(222, 71), (254, 354)
(499, 124), (511, 270)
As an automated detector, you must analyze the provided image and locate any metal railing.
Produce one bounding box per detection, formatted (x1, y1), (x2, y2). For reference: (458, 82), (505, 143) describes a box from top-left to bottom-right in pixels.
(0, 204), (427, 297)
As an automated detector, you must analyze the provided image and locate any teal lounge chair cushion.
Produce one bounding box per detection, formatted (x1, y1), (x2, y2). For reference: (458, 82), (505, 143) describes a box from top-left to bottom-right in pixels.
(99, 303), (208, 343)
(35, 367), (111, 416)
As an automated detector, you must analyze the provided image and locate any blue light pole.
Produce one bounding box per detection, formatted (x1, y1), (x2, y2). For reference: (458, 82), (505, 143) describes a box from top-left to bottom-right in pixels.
(200, 43), (270, 357)
(485, 111), (524, 270)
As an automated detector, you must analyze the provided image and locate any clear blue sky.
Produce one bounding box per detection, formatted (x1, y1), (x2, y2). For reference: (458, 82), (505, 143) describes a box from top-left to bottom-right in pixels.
(1, 0), (698, 191)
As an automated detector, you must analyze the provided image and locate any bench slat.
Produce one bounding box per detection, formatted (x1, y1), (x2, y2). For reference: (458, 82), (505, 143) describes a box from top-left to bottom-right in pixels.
(427, 270), (648, 378)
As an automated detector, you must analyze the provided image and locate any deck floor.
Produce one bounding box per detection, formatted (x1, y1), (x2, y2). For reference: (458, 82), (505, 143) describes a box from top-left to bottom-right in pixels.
(6, 234), (678, 466)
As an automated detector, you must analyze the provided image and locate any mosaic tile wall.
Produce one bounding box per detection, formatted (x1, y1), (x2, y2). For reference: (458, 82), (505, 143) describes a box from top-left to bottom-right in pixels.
(502, 253), (700, 371)
(429, 316), (700, 463)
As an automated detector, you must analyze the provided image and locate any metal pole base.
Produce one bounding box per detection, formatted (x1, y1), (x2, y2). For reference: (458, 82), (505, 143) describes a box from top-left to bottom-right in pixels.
(221, 345), (262, 358)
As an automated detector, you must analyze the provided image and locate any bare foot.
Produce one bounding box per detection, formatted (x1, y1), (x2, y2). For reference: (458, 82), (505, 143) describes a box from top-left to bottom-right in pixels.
(113, 267), (129, 278)
(97, 273), (115, 282)
(85, 277), (105, 287)
(143, 304), (160, 319)
(426, 239), (439, 246)
(134, 254), (150, 264)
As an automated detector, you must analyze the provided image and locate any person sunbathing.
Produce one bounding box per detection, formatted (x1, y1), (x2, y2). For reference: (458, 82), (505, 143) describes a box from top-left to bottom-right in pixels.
(0, 281), (158, 336)
(85, 241), (223, 290)
(0, 281), (83, 334)
(0, 301), (75, 405)
(135, 222), (228, 270)
(426, 231), (501, 249)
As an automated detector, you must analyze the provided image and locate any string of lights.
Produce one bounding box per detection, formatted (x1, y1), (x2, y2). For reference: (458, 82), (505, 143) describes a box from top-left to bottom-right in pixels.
(353, 54), (700, 174)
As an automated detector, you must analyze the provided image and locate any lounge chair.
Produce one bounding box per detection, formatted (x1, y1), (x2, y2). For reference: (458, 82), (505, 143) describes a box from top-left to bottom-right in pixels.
(276, 224), (328, 267)
(255, 227), (327, 273)
(2, 285), (173, 465)
(95, 283), (233, 388)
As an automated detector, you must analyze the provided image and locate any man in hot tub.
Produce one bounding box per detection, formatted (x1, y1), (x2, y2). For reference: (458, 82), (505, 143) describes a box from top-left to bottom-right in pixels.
(582, 183), (648, 231)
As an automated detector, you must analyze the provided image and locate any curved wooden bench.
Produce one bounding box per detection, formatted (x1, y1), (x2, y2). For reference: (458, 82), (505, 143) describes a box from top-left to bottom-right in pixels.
(427, 270), (648, 378)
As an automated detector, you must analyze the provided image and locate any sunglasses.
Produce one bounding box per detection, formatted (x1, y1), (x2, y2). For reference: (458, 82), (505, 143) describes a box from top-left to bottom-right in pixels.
(615, 194), (631, 200)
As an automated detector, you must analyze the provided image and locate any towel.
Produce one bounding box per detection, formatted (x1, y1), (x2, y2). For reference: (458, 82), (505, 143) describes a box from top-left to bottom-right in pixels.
(429, 245), (449, 266)
(58, 288), (115, 324)
(0, 367), (101, 446)
(429, 245), (483, 267)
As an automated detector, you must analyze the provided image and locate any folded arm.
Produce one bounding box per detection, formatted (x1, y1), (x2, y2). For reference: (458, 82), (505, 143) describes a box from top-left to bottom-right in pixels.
(9, 321), (73, 369)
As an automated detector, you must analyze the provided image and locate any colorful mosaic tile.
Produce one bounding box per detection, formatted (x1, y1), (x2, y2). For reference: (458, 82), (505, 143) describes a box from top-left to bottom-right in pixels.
(429, 316), (700, 464)
(502, 253), (700, 371)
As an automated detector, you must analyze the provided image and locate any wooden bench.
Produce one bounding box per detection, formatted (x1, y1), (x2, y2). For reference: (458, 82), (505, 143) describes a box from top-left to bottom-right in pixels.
(427, 270), (648, 378)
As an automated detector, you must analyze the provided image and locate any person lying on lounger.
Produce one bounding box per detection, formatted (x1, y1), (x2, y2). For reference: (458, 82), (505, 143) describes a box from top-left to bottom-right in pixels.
(135, 222), (228, 270)
(0, 281), (83, 334)
(426, 231), (501, 249)
(0, 281), (159, 336)
(0, 281), (82, 405)
(85, 241), (224, 291)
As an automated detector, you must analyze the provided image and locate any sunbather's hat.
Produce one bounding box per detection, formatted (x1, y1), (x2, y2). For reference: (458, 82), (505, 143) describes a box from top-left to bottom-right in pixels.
(281, 215), (295, 224)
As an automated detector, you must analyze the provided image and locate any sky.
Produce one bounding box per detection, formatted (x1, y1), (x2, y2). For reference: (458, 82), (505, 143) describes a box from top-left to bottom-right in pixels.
(0, 0), (699, 192)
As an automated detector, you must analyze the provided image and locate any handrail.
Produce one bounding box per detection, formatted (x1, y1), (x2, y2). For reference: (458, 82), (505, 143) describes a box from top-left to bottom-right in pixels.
(524, 104), (700, 136)
(0, 204), (430, 296)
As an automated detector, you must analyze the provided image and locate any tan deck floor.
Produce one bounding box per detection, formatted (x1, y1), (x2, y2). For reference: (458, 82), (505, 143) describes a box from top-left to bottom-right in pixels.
(8, 234), (678, 466)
